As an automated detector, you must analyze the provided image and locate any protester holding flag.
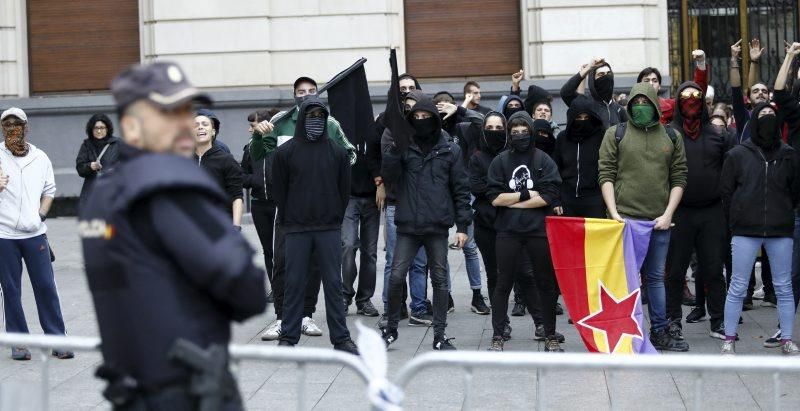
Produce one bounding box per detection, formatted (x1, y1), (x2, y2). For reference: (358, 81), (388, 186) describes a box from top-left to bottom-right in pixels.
(719, 44), (800, 356)
(486, 111), (563, 352)
(598, 82), (689, 351)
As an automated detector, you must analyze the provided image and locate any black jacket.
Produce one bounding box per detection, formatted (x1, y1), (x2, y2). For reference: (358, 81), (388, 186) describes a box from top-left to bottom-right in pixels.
(488, 111), (561, 236)
(241, 143), (269, 202)
(553, 98), (605, 200)
(382, 96), (472, 235)
(772, 89), (800, 151)
(721, 140), (800, 237)
(195, 145), (244, 205)
(272, 97), (351, 233)
(79, 144), (266, 391)
(469, 111), (508, 228)
(560, 63), (627, 128)
(75, 136), (121, 205)
(671, 81), (732, 208)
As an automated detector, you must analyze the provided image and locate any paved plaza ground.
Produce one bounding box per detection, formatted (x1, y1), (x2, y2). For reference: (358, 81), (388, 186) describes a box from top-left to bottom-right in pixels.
(0, 217), (799, 410)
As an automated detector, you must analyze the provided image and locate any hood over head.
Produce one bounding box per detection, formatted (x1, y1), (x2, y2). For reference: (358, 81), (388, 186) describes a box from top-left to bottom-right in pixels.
(294, 95), (329, 142)
(565, 98), (603, 140)
(399, 73), (422, 90)
(195, 108), (221, 139)
(626, 83), (662, 128)
(506, 110), (536, 152)
(502, 95), (526, 119)
(671, 81), (708, 140)
(750, 102), (782, 151)
(479, 111), (508, 155)
(522, 84), (552, 115)
(405, 94), (442, 141)
(587, 62), (614, 103)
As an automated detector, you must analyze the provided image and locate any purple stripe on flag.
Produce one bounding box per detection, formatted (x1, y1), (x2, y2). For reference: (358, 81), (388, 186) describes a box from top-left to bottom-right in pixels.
(622, 219), (658, 354)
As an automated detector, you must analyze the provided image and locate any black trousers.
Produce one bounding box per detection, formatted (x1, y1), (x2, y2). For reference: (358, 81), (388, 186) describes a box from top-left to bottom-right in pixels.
(281, 230), (350, 345)
(493, 236), (558, 337)
(388, 233), (449, 337)
(665, 204), (727, 329)
(561, 194), (607, 219)
(341, 197), (379, 305)
(251, 199), (276, 284)
(273, 219), (321, 319)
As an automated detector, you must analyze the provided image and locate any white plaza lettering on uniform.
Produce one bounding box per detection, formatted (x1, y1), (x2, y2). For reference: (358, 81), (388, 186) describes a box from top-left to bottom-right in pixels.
(77, 219), (109, 239)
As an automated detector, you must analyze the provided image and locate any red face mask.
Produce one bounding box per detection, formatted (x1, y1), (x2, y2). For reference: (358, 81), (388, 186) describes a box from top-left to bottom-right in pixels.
(679, 97), (703, 139)
(3, 124), (29, 157)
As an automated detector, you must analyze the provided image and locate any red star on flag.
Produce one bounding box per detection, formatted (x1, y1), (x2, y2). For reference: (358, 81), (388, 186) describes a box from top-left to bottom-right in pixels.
(577, 283), (643, 353)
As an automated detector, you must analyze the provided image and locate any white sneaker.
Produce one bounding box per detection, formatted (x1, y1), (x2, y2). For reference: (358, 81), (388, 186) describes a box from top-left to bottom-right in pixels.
(753, 286), (765, 300)
(261, 320), (282, 341)
(302, 317), (323, 336)
(720, 340), (736, 355)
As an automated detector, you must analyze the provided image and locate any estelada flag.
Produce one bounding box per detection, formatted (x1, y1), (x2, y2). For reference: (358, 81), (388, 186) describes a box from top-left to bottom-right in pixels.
(546, 217), (657, 354)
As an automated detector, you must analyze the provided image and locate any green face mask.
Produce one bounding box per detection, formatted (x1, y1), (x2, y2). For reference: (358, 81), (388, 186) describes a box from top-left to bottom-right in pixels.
(631, 103), (656, 127)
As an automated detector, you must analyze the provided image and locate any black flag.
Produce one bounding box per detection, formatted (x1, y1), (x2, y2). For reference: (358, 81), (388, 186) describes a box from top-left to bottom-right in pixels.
(384, 48), (416, 152)
(323, 58), (374, 146)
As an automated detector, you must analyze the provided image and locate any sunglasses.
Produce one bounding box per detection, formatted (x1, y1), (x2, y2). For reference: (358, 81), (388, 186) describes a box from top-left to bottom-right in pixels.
(680, 90), (703, 99)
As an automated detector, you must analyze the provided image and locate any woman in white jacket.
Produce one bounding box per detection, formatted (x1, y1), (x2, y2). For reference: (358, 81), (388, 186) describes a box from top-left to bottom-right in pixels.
(0, 108), (72, 361)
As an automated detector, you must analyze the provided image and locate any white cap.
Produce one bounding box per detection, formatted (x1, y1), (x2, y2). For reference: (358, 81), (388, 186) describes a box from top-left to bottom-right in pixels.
(0, 107), (27, 123)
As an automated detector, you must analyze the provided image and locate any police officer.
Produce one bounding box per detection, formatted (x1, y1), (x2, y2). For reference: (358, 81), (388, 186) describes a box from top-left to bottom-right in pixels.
(79, 62), (267, 410)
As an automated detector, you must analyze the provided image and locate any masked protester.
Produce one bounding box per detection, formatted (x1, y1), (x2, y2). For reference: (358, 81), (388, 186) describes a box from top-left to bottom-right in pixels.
(251, 76), (356, 342)
(720, 102), (800, 355)
(552, 99), (606, 218)
(598, 83), (689, 351)
(532, 119), (556, 157)
(0, 108), (72, 361)
(271, 97), (359, 354)
(486, 111), (563, 352)
(663, 81), (732, 344)
(381, 94), (472, 351)
(561, 59), (628, 128)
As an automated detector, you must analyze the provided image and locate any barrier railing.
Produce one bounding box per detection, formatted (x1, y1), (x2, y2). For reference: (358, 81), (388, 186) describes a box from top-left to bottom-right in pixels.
(393, 351), (800, 411)
(3, 332), (800, 411)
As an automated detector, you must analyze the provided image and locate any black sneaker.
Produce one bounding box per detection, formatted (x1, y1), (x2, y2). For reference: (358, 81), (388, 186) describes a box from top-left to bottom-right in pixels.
(762, 293), (777, 308)
(471, 293), (491, 315)
(502, 323), (513, 341)
(409, 312), (433, 327)
(668, 320), (684, 341)
(488, 337), (504, 352)
(511, 302), (526, 316)
(535, 325), (564, 343)
(742, 298), (754, 311)
(401, 304), (409, 319)
(433, 335), (457, 351)
(448, 294), (455, 314)
(544, 338), (564, 352)
(357, 301), (379, 317)
(650, 328), (689, 352)
(381, 328), (398, 347)
(685, 307), (706, 323)
(555, 302), (564, 316)
(278, 340), (294, 347)
(333, 339), (359, 355)
(682, 287), (696, 306)
(764, 330), (782, 348)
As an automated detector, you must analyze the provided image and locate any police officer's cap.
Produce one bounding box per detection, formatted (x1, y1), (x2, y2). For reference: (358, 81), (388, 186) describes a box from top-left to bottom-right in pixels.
(111, 62), (212, 112)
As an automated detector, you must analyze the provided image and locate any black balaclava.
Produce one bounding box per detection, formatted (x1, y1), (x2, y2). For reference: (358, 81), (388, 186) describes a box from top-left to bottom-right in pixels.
(590, 64), (615, 103)
(503, 96), (526, 119)
(532, 119), (555, 155)
(406, 95), (442, 155)
(507, 111), (536, 153)
(481, 112), (508, 155)
(295, 96), (329, 142)
(750, 103), (781, 152)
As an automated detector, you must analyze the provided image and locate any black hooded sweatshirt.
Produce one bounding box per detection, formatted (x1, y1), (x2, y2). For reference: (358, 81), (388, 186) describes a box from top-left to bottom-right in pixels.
(382, 95), (472, 235)
(560, 63), (628, 128)
(721, 103), (800, 237)
(553, 98), (605, 200)
(469, 111), (507, 229)
(272, 97), (351, 233)
(487, 111), (562, 237)
(195, 143), (244, 206)
(670, 81), (732, 208)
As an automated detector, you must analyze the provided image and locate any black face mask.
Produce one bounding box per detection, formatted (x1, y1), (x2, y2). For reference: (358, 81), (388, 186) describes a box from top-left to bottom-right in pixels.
(534, 132), (555, 153)
(295, 95), (311, 106)
(411, 116), (439, 139)
(504, 106), (525, 119)
(400, 91), (410, 100)
(753, 114), (780, 150)
(483, 130), (507, 154)
(510, 134), (531, 152)
(593, 74), (614, 102)
(571, 118), (593, 137)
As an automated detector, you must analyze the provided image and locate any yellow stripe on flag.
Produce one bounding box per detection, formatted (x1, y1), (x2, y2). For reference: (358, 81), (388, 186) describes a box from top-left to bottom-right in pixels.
(584, 219), (633, 354)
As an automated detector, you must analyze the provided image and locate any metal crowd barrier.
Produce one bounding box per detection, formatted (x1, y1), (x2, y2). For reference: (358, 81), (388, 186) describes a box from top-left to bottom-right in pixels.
(2, 332), (800, 411)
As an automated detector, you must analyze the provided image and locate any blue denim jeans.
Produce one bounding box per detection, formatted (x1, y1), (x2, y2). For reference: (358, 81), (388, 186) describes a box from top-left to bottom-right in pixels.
(382, 205), (428, 314)
(792, 212), (800, 311)
(446, 223), (482, 291)
(726, 236), (794, 339)
(641, 228), (671, 332)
